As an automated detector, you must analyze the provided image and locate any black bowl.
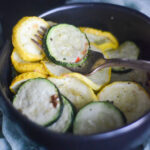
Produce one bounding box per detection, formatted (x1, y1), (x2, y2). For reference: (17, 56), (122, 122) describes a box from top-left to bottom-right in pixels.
(0, 3), (150, 150)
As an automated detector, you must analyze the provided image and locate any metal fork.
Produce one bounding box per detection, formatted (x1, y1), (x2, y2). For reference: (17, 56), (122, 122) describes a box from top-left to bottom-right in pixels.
(31, 21), (57, 49)
(65, 50), (150, 75)
(31, 26), (47, 50)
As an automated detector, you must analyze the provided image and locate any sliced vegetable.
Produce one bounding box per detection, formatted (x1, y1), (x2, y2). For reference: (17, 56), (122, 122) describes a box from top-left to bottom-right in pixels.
(48, 95), (75, 133)
(41, 60), (71, 77)
(13, 78), (63, 126)
(111, 69), (149, 90)
(111, 70), (150, 94)
(73, 101), (126, 135)
(104, 41), (140, 72)
(80, 27), (109, 45)
(80, 27), (119, 51)
(98, 81), (150, 123)
(66, 72), (111, 91)
(11, 49), (48, 74)
(86, 67), (111, 91)
(43, 24), (89, 67)
(91, 42), (117, 53)
(48, 74), (97, 110)
(101, 31), (119, 48)
(9, 72), (46, 93)
(80, 27), (103, 38)
(47, 21), (57, 26)
(12, 16), (49, 61)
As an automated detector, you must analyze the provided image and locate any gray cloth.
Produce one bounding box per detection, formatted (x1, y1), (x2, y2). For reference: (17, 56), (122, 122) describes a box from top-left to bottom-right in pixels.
(0, 0), (150, 150)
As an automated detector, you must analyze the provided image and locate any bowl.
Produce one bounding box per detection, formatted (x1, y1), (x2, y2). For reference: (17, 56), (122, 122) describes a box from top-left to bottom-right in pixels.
(0, 3), (150, 150)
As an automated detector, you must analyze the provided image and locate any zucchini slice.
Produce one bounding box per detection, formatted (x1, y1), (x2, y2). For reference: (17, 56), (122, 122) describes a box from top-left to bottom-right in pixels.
(13, 78), (63, 126)
(10, 72), (46, 93)
(73, 102), (126, 135)
(48, 75), (97, 110)
(104, 41), (140, 72)
(111, 70), (150, 92)
(98, 81), (150, 123)
(43, 24), (89, 67)
(12, 17), (49, 61)
(48, 95), (75, 133)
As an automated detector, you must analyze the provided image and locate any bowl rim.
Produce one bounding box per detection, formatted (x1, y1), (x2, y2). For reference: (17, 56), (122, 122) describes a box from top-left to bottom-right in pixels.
(0, 2), (150, 142)
(39, 2), (150, 22)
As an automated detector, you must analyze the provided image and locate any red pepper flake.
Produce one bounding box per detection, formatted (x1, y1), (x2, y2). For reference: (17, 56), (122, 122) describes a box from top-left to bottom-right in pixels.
(51, 94), (58, 108)
(75, 57), (81, 63)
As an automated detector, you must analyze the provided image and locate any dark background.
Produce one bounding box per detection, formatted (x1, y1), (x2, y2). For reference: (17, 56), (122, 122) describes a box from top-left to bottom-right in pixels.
(0, 0), (65, 39)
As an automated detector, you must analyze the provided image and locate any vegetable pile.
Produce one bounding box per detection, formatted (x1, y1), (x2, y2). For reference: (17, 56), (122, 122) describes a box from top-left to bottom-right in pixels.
(9, 16), (150, 135)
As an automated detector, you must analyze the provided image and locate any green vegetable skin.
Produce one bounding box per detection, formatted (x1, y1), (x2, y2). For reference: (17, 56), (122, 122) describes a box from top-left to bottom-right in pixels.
(48, 95), (75, 133)
(43, 24), (89, 67)
(73, 101), (126, 135)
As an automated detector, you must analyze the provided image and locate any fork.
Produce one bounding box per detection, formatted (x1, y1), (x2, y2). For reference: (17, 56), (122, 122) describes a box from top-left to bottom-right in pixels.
(65, 50), (150, 75)
(31, 26), (47, 50)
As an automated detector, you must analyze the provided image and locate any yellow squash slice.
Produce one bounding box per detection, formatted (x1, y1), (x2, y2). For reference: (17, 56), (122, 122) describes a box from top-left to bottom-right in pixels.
(80, 27), (119, 51)
(97, 81), (150, 123)
(12, 16), (49, 61)
(10, 72), (46, 93)
(47, 21), (57, 26)
(66, 72), (111, 91)
(41, 60), (71, 77)
(91, 42), (118, 52)
(86, 68), (111, 91)
(48, 74), (97, 110)
(11, 49), (48, 75)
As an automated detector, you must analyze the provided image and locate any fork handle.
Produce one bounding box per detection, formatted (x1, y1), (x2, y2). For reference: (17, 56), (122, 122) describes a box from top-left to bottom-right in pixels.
(105, 58), (150, 71)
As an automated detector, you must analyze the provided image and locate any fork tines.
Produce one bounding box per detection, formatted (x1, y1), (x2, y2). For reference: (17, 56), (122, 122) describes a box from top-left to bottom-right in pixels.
(34, 34), (42, 41)
(40, 26), (47, 32)
(31, 38), (43, 50)
(37, 30), (44, 36)
(31, 26), (48, 50)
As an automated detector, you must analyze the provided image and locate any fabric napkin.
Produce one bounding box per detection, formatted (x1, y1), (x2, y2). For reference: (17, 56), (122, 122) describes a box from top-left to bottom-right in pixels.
(0, 0), (150, 150)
